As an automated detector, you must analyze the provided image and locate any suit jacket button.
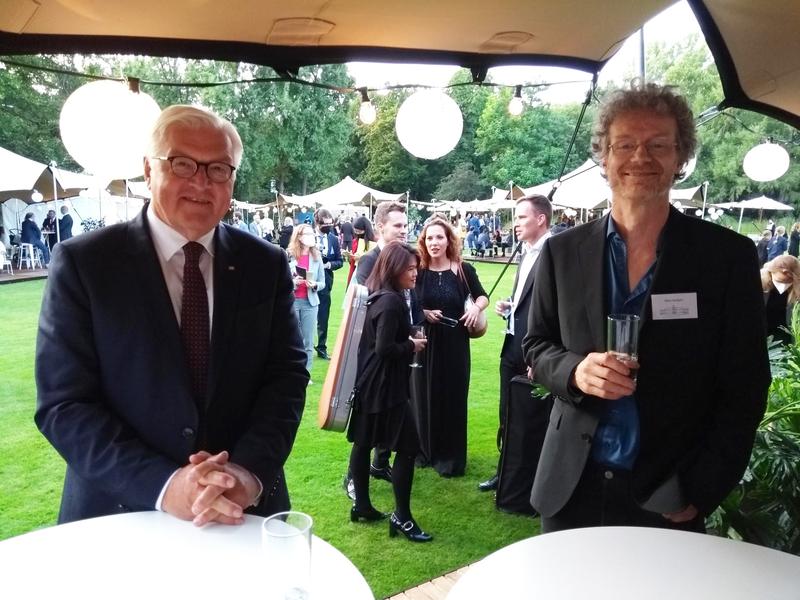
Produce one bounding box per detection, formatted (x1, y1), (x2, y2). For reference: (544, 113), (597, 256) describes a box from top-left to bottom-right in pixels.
(181, 427), (195, 439)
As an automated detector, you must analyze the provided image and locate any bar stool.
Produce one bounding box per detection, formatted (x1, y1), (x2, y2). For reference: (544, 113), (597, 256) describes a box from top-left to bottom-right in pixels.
(17, 243), (34, 269)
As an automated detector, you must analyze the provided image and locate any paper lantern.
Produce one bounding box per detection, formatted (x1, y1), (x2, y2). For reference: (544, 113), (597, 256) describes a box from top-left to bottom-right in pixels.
(60, 80), (161, 179)
(743, 142), (790, 182)
(395, 90), (463, 160)
(31, 190), (44, 203)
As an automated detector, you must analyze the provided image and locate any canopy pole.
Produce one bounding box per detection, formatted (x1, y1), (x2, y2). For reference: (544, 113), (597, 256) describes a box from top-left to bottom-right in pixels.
(50, 162), (61, 244)
(738, 206), (744, 233)
(700, 181), (708, 220)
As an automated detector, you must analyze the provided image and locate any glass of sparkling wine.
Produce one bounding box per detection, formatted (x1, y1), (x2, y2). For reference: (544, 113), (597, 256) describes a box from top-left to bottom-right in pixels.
(607, 314), (640, 381)
(409, 325), (425, 368)
(262, 511), (313, 600)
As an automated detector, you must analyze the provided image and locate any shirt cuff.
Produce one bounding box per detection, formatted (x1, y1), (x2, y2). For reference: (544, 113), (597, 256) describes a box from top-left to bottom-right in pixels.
(155, 469), (180, 511)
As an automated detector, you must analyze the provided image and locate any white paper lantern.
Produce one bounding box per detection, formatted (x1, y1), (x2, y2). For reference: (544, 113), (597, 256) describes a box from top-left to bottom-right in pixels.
(31, 190), (44, 203)
(395, 90), (463, 160)
(60, 80), (161, 179)
(743, 142), (791, 182)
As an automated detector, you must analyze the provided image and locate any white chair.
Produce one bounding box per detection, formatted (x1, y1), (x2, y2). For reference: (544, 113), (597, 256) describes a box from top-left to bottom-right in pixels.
(1, 246), (12, 275)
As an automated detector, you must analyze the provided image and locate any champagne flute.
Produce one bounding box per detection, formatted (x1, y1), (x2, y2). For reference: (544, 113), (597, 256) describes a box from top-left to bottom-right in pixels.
(409, 325), (425, 368)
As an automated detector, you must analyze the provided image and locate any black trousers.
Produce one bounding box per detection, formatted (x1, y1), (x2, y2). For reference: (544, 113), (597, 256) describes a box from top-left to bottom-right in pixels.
(541, 463), (706, 533)
(494, 355), (522, 473)
(316, 271), (333, 353)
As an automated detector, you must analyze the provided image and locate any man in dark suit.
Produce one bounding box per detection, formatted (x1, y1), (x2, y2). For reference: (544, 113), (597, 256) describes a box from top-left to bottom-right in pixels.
(313, 207), (343, 360)
(58, 205), (74, 242)
(21, 211), (50, 265)
(35, 105), (308, 526)
(477, 194), (552, 493)
(523, 83), (770, 533)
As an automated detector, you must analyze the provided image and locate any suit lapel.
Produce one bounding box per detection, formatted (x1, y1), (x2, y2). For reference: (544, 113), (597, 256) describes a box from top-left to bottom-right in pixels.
(126, 207), (185, 361)
(208, 224), (243, 405)
(577, 217), (608, 350)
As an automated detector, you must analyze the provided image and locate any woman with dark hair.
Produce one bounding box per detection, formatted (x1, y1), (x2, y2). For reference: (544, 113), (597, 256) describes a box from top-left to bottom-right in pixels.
(411, 217), (488, 477)
(347, 241), (432, 542)
(345, 215), (376, 286)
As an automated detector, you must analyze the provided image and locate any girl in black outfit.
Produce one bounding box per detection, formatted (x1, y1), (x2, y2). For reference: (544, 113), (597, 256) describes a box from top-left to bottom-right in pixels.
(347, 242), (432, 542)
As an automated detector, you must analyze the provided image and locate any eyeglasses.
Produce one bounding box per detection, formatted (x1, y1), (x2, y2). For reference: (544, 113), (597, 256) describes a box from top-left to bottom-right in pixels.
(151, 156), (236, 183)
(607, 139), (678, 158)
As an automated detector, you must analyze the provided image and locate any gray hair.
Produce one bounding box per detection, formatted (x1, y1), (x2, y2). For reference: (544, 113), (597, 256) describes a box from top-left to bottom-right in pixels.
(591, 81), (697, 181)
(147, 105), (243, 166)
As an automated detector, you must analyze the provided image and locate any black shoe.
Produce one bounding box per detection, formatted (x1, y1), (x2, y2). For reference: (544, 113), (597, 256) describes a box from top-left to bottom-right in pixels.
(389, 513), (433, 542)
(477, 474), (499, 492)
(370, 465), (393, 482)
(350, 504), (388, 523)
(342, 475), (356, 501)
(316, 349), (330, 360)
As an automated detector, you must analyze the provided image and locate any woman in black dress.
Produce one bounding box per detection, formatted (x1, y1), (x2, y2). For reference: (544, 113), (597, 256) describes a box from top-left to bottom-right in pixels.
(411, 217), (489, 477)
(347, 242), (432, 542)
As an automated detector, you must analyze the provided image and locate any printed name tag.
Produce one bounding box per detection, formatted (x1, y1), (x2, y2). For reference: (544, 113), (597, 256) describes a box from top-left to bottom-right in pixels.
(651, 292), (698, 320)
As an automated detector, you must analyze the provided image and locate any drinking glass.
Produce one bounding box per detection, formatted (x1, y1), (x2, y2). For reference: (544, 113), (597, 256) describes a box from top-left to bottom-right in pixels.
(607, 314), (640, 381)
(409, 325), (425, 368)
(262, 511), (313, 600)
(500, 296), (513, 333)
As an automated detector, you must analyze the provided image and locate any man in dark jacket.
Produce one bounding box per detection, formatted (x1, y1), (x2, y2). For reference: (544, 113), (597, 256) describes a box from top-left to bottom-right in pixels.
(21, 212), (50, 266)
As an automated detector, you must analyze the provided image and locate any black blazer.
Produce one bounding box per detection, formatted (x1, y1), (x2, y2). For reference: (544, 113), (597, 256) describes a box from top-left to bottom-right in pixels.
(356, 245), (424, 324)
(35, 206), (308, 523)
(501, 245), (539, 369)
(523, 208), (770, 518)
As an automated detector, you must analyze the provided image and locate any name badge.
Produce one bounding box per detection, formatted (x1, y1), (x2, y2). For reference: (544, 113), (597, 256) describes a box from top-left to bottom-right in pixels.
(651, 292), (698, 320)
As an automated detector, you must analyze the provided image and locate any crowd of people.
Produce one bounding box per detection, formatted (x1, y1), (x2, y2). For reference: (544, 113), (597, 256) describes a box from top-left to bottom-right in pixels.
(32, 83), (779, 554)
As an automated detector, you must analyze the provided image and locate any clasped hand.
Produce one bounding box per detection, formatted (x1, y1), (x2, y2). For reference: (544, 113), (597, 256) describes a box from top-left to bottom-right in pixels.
(572, 351), (638, 400)
(460, 303), (482, 328)
(162, 450), (259, 527)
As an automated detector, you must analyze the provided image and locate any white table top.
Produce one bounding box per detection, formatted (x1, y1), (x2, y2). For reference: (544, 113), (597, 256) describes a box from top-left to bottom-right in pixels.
(447, 526), (800, 600)
(0, 512), (373, 600)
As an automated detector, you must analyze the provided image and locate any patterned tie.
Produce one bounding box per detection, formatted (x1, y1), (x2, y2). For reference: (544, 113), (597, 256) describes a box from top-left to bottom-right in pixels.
(181, 242), (209, 407)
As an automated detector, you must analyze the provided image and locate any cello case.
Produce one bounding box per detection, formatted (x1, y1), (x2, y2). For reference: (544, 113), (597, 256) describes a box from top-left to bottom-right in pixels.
(318, 283), (369, 431)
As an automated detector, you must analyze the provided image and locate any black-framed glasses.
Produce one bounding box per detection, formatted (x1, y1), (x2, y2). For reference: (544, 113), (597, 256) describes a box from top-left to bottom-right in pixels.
(607, 139), (678, 158)
(151, 156), (236, 183)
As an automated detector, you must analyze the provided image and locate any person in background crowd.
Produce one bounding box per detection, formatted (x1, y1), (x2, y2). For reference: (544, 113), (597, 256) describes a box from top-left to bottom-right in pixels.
(21, 212), (50, 266)
(756, 229), (772, 267)
(340, 216), (354, 254)
(278, 216), (294, 249)
(287, 223), (326, 379)
(523, 82), (769, 533)
(476, 225), (491, 257)
(412, 217), (488, 478)
(767, 225), (788, 260)
(788, 222), (800, 258)
(232, 211), (248, 231)
(313, 208), (343, 360)
(345, 215), (375, 287)
(761, 255), (800, 345)
(59, 205), (74, 242)
(248, 210), (263, 238)
(42, 210), (58, 250)
(347, 242), (432, 542)
(478, 195), (552, 493)
(35, 104), (307, 525)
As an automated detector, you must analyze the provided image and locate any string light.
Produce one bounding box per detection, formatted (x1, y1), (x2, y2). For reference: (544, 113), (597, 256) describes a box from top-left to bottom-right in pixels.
(357, 87), (377, 125)
(508, 85), (524, 116)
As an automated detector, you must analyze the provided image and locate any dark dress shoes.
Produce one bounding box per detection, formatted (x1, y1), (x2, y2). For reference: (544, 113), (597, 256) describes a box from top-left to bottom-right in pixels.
(389, 513), (433, 542)
(477, 474), (499, 492)
(316, 348), (331, 360)
(369, 465), (393, 482)
(350, 504), (388, 523)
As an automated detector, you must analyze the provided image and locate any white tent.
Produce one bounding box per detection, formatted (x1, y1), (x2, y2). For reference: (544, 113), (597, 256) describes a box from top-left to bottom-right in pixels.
(285, 176), (406, 211)
(713, 195), (794, 232)
(522, 160), (611, 211)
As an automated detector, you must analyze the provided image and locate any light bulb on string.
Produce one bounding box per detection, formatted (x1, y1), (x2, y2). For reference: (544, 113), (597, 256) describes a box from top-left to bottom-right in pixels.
(508, 85), (524, 116)
(358, 87), (377, 125)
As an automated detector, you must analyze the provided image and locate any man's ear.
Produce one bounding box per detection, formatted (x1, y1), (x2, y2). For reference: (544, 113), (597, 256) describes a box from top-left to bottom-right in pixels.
(143, 157), (152, 189)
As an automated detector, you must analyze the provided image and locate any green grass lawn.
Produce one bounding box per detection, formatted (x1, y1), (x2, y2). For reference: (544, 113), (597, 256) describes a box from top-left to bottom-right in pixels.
(0, 260), (538, 599)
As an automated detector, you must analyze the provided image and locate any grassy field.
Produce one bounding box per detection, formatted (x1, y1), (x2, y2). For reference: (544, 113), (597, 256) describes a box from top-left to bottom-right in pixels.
(0, 260), (538, 599)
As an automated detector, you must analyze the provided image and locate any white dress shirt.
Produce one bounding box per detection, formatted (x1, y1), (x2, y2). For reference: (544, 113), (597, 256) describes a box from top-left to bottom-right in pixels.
(509, 232), (550, 336)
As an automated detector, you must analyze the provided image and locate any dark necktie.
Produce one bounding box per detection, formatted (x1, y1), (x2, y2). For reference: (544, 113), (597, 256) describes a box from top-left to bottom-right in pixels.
(181, 241), (209, 407)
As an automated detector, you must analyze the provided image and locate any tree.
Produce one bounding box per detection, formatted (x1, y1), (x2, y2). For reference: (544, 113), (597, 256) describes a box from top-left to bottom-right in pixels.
(433, 162), (486, 201)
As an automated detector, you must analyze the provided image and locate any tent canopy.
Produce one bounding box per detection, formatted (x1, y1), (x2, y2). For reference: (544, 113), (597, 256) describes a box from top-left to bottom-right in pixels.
(522, 159), (611, 211)
(282, 176), (405, 209)
(1, 1), (797, 128)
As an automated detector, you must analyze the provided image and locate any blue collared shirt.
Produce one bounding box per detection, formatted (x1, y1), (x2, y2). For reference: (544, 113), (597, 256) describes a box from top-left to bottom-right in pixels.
(590, 217), (656, 470)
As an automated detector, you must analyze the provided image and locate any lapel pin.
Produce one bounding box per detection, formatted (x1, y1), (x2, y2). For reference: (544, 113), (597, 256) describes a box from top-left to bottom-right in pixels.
(228, 265), (236, 271)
